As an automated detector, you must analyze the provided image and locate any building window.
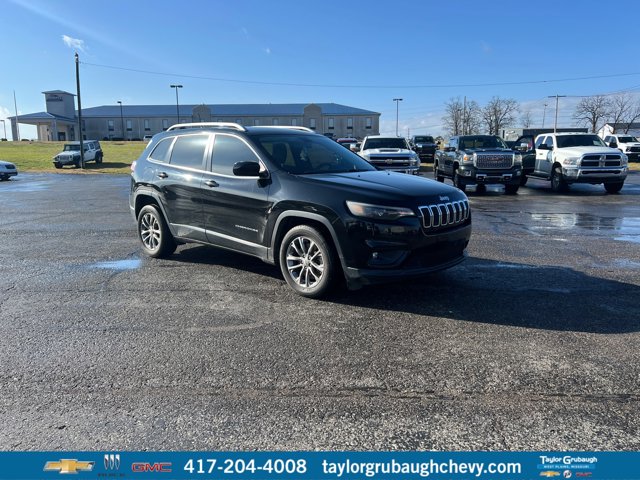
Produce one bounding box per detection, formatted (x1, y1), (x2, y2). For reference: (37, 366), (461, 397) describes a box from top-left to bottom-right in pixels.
(126, 120), (132, 131)
(254, 119), (260, 126)
(107, 120), (114, 132)
(144, 119), (150, 131)
(347, 118), (353, 130)
(366, 117), (372, 129)
(309, 118), (316, 130)
(291, 118), (298, 126)
(235, 118), (243, 125)
(328, 118), (334, 130)
(272, 118), (279, 126)
(81, 120), (86, 130)
(162, 119), (169, 131)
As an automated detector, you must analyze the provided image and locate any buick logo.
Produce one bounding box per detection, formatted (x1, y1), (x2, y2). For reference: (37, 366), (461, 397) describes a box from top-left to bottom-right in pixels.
(104, 454), (121, 470)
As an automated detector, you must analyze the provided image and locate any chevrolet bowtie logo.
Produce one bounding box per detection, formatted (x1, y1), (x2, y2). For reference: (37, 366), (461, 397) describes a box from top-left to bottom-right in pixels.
(44, 459), (95, 474)
(540, 472), (561, 478)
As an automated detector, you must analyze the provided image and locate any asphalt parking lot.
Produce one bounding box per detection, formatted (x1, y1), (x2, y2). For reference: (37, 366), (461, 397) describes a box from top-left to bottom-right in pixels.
(1, 172), (639, 450)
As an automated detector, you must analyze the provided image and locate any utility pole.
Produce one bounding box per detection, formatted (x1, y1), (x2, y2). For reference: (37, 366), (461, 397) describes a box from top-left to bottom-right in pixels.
(542, 103), (548, 128)
(75, 52), (84, 168)
(463, 96), (467, 135)
(393, 98), (403, 136)
(548, 95), (566, 133)
(171, 84), (183, 124)
(13, 90), (20, 141)
(117, 101), (125, 140)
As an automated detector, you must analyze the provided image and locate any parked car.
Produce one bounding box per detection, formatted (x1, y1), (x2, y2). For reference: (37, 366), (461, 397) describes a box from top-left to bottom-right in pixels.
(357, 135), (421, 175)
(130, 123), (472, 298)
(143, 135), (153, 143)
(434, 135), (523, 194)
(603, 134), (640, 162)
(0, 160), (18, 180)
(53, 140), (103, 168)
(526, 132), (628, 193)
(410, 135), (437, 162)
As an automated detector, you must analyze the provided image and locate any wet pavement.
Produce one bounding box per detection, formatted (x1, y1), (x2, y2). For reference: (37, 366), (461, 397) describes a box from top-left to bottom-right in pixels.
(1, 172), (639, 450)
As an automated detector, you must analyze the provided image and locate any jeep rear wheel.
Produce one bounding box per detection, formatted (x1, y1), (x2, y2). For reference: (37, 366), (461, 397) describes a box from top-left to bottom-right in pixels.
(280, 225), (335, 298)
(604, 182), (624, 194)
(137, 205), (176, 258)
(551, 166), (568, 192)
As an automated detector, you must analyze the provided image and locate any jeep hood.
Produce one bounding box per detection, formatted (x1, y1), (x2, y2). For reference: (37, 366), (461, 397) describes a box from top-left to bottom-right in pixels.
(299, 170), (464, 201)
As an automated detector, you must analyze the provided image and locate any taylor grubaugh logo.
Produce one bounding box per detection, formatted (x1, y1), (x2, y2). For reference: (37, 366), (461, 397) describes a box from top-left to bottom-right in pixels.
(44, 459), (95, 474)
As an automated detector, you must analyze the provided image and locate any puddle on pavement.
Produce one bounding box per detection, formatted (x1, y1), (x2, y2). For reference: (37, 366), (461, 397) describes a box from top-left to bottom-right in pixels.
(90, 259), (142, 270)
(530, 213), (640, 237)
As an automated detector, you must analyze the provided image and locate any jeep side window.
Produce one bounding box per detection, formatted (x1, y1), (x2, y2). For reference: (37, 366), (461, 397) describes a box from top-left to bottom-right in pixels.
(211, 134), (260, 176)
(169, 134), (208, 170)
(149, 137), (174, 163)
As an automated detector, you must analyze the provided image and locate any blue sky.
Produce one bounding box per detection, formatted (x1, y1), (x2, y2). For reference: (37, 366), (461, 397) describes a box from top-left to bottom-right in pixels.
(2, 0), (639, 140)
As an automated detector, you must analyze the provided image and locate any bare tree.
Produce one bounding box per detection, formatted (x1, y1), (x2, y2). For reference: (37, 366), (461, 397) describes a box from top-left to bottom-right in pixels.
(442, 97), (481, 137)
(572, 95), (611, 133)
(481, 97), (519, 135)
(521, 109), (533, 128)
(608, 93), (640, 133)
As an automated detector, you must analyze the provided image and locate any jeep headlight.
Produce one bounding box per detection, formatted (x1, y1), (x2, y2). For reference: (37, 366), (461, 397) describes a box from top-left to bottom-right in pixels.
(513, 153), (522, 165)
(462, 153), (475, 164)
(563, 157), (579, 166)
(346, 201), (415, 221)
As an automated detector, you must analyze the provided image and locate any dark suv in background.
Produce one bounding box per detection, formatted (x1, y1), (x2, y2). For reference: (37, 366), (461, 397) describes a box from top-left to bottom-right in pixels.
(411, 135), (437, 162)
(130, 123), (472, 297)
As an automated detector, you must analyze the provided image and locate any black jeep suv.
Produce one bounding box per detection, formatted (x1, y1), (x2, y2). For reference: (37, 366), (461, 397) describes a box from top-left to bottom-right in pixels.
(130, 123), (472, 298)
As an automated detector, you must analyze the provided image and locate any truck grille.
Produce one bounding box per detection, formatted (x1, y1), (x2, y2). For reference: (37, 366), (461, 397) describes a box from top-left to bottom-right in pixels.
(419, 200), (469, 231)
(475, 154), (513, 169)
(581, 154), (623, 167)
(369, 156), (412, 167)
(628, 146), (640, 153)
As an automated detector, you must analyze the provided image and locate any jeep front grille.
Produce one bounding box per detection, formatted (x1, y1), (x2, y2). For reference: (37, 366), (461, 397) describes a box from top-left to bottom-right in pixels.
(475, 154), (513, 169)
(419, 200), (469, 231)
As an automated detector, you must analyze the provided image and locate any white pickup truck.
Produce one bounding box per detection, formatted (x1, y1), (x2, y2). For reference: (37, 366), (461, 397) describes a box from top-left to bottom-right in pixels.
(527, 132), (628, 193)
(603, 133), (640, 162)
(357, 135), (420, 175)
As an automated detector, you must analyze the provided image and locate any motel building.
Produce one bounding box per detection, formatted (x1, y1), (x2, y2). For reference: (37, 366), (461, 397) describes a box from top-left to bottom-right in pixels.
(9, 90), (380, 141)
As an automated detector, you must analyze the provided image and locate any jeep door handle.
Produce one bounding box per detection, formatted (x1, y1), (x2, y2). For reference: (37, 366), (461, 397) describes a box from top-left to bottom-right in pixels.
(157, 172), (168, 179)
(204, 180), (219, 188)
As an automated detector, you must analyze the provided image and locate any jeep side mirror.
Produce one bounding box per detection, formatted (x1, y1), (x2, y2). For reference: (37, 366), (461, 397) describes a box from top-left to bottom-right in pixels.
(233, 161), (266, 178)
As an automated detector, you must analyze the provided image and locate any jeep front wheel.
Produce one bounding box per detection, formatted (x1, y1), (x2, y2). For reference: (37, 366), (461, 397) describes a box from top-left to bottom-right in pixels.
(280, 225), (335, 298)
(137, 205), (176, 258)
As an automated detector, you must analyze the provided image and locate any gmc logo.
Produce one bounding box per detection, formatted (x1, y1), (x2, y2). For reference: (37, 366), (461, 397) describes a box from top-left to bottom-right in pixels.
(131, 462), (172, 473)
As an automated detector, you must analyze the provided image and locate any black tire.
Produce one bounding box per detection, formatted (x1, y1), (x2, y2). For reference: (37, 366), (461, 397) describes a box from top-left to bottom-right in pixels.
(453, 169), (465, 192)
(0, 175), (7, 181)
(74, 159), (80, 168)
(433, 162), (444, 182)
(475, 184), (486, 194)
(604, 182), (624, 194)
(137, 205), (177, 258)
(551, 166), (568, 192)
(505, 184), (519, 195)
(279, 225), (336, 298)
(520, 175), (528, 186)
(54, 163), (62, 169)
(95, 153), (103, 164)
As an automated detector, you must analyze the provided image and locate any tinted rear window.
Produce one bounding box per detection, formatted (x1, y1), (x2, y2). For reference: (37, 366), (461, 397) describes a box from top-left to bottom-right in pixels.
(169, 134), (209, 169)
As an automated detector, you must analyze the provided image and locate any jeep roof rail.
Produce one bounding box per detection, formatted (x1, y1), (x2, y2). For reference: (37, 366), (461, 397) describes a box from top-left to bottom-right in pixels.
(166, 122), (247, 132)
(262, 125), (316, 133)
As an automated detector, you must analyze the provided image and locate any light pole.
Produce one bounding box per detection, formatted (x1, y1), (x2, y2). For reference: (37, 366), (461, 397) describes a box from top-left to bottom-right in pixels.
(0, 119), (6, 140)
(393, 98), (403, 136)
(542, 103), (548, 128)
(548, 95), (566, 133)
(117, 101), (125, 140)
(170, 84), (183, 124)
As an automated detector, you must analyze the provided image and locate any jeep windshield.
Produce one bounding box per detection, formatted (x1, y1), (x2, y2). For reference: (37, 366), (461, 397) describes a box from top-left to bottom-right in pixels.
(556, 135), (606, 148)
(251, 134), (376, 175)
(459, 136), (507, 150)
(363, 138), (408, 150)
(63, 144), (81, 151)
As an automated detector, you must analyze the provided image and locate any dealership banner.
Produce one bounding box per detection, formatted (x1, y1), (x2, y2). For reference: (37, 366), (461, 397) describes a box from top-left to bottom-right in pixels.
(0, 451), (638, 479)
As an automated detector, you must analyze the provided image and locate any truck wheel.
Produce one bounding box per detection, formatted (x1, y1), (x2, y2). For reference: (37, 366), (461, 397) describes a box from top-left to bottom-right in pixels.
(520, 175), (528, 186)
(95, 153), (103, 164)
(279, 225), (336, 298)
(137, 205), (177, 258)
(475, 184), (486, 194)
(74, 159), (80, 168)
(453, 170), (465, 192)
(54, 163), (62, 169)
(604, 182), (624, 194)
(505, 184), (519, 195)
(551, 167), (568, 192)
(433, 163), (444, 182)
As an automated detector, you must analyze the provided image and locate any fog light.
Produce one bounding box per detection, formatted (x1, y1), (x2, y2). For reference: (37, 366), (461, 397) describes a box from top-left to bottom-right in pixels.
(368, 250), (407, 267)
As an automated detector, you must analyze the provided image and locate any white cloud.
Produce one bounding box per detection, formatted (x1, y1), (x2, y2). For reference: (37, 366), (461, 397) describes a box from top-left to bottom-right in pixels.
(62, 34), (86, 52)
